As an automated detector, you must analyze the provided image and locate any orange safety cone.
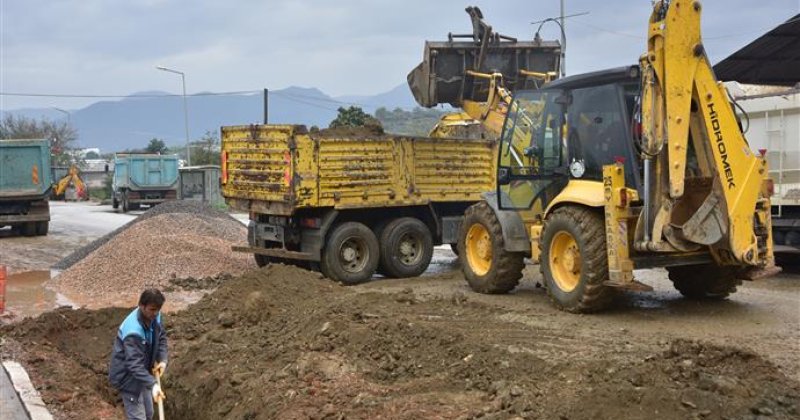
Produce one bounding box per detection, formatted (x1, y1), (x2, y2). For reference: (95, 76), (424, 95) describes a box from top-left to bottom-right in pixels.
(0, 265), (6, 314)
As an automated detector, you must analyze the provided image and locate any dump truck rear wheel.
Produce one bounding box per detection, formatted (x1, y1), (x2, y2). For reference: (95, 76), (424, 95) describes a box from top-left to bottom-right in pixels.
(254, 254), (270, 267)
(21, 223), (37, 237)
(35, 221), (49, 236)
(540, 206), (614, 313)
(378, 217), (433, 278)
(321, 222), (379, 285)
(112, 198), (119, 209)
(667, 264), (741, 299)
(458, 201), (524, 294)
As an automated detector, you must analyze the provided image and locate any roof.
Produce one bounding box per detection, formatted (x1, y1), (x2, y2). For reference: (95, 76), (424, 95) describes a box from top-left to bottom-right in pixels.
(544, 65), (640, 90)
(714, 14), (800, 87)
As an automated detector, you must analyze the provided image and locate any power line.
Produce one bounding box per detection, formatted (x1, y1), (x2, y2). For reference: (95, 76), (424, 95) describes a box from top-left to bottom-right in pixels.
(0, 88), (374, 109)
(0, 90), (260, 98)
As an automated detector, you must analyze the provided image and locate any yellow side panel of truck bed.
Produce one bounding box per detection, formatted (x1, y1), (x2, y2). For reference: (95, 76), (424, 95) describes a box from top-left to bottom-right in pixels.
(222, 124), (497, 215)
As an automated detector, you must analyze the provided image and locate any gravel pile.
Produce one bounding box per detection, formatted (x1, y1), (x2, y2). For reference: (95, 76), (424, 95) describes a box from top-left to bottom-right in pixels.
(50, 205), (255, 308)
(54, 201), (241, 270)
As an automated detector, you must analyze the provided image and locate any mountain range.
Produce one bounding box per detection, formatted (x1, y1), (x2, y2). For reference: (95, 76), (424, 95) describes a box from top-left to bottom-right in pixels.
(5, 83), (420, 152)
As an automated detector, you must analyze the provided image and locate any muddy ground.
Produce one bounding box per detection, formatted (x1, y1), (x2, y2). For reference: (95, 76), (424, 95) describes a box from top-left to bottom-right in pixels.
(1, 263), (799, 419)
(1, 202), (799, 419)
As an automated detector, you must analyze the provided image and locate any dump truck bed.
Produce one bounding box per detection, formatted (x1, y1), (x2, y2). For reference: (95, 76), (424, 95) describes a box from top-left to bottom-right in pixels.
(221, 125), (497, 215)
(0, 139), (52, 199)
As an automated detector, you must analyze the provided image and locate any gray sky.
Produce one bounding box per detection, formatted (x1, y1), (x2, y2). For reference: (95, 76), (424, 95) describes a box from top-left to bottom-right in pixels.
(1, 0), (798, 111)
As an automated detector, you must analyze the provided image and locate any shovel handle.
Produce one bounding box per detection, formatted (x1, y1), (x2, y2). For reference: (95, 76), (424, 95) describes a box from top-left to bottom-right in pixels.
(155, 371), (165, 420)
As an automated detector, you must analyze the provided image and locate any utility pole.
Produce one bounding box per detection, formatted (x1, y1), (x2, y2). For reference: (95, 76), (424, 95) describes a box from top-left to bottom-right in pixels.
(264, 89), (269, 124)
(560, 0), (566, 77)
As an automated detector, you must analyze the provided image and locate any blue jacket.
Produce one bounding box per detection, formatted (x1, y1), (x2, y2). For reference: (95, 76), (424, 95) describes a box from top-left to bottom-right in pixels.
(108, 308), (168, 394)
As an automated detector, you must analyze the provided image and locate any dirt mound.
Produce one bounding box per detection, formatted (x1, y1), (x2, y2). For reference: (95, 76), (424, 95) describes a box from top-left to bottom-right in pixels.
(313, 125), (385, 138)
(50, 211), (254, 309)
(54, 201), (240, 270)
(3, 265), (798, 419)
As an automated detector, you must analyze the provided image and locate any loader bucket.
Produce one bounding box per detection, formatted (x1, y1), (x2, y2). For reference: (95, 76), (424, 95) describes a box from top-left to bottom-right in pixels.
(407, 7), (561, 108)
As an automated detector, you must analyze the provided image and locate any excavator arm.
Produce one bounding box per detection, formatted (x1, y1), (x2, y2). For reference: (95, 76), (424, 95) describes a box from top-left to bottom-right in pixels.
(53, 165), (87, 200)
(638, 0), (775, 268)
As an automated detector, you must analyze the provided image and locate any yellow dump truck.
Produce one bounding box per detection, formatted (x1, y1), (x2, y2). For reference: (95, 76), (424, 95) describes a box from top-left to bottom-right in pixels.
(221, 124), (497, 283)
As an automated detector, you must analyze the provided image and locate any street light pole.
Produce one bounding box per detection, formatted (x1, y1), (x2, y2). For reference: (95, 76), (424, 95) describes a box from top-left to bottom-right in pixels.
(156, 66), (191, 166)
(52, 107), (71, 123)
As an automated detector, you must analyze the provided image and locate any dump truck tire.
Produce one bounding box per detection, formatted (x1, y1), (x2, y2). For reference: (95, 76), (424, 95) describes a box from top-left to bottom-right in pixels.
(667, 264), (741, 299)
(321, 222), (379, 285)
(378, 217), (433, 278)
(540, 206), (614, 313)
(35, 221), (49, 236)
(112, 198), (119, 209)
(458, 201), (524, 294)
(21, 222), (37, 237)
(254, 254), (270, 267)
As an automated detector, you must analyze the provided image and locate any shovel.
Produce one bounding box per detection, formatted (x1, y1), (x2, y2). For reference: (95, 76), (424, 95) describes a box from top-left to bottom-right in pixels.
(154, 368), (166, 420)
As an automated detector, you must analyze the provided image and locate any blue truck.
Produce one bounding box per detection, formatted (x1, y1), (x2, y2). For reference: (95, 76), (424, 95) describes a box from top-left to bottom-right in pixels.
(112, 154), (179, 212)
(0, 139), (52, 236)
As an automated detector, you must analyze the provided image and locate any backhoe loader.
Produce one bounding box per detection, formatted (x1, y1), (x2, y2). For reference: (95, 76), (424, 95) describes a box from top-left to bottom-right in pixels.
(52, 164), (87, 201)
(449, 0), (780, 312)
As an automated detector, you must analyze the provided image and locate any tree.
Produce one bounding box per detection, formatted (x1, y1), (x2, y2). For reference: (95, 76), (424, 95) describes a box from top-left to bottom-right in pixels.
(0, 114), (77, 165)
(145, 138), (168, 154)
(190, 131), (221, 166)
(329, 106), (383, 131)
(374, 106), (447, 136)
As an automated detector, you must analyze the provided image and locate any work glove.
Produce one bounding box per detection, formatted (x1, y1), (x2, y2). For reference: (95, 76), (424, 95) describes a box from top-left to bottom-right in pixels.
(152, 383), (166, 403)
(153, 361), (167, 377)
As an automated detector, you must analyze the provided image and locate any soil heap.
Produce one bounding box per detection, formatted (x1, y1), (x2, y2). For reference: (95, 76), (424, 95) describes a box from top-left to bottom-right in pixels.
(2, 265), (798, 420)
(50, 202), (254, 308)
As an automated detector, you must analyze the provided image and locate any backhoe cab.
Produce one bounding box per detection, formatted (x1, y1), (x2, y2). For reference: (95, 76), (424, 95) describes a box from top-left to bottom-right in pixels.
(459, 0), (779, 313)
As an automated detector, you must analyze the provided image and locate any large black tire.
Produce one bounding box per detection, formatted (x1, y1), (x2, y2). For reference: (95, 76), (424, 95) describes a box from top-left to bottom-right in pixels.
(21, 222), (37, 237)
(540, 206), (615, 313)
(667, 264), (742, 299)
(378, 217), (434, 278)
(112, 197), (119, 209)
(458, 201), (525, 294)
(121, 193), (129, 213)
(35, 221), (49, 236)
(254, 254), (270, 267)
(321, 222), (380, 285)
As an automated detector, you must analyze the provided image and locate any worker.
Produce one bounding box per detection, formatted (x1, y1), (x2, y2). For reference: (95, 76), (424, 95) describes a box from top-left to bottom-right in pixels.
(108, 289), (168, 420)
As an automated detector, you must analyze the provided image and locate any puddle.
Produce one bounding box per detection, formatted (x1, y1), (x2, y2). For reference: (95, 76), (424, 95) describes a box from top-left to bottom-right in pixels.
(3, 270), (75, 319)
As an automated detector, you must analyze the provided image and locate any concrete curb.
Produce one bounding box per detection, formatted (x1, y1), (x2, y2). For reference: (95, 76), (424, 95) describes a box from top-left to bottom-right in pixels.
(2, 361), (53, 420)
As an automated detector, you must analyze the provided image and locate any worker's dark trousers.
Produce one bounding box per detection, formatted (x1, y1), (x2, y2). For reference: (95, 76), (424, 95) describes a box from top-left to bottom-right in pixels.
(121, 389), (154, 420)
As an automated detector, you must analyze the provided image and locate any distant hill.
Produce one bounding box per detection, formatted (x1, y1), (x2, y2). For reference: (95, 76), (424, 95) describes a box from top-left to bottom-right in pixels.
(3, 84), (420, 152)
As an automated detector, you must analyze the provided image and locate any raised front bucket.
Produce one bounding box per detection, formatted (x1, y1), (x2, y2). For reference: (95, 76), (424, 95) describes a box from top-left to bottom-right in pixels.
(407, 7), (561, 108)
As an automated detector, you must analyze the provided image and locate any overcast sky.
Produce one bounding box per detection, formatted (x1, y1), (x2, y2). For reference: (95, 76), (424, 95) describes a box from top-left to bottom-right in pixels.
(1, 0), (798, 111)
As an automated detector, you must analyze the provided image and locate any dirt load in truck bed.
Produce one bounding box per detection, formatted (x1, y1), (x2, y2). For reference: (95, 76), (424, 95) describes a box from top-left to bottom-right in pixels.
(2, 264), (798, 420)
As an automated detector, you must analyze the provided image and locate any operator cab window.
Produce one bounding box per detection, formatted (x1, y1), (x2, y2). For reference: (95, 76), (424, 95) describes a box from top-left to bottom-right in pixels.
(566, 83), (637, 187)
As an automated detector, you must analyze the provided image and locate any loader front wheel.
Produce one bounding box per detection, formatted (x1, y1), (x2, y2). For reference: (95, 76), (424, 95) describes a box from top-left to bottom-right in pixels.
(321, 222), (379, 285)
(458, 201), (524, 294)
(540, 206), (614, 313)
(667, 264), (741, 299)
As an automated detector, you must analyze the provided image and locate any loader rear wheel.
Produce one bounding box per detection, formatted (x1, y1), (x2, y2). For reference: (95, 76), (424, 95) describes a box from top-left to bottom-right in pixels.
(378, 217), (433, 278)
(540, 206), (614, 313)
(321, 222), (379, 285)
(458, 201), (524, 294)
(667, 264), (741, 299)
